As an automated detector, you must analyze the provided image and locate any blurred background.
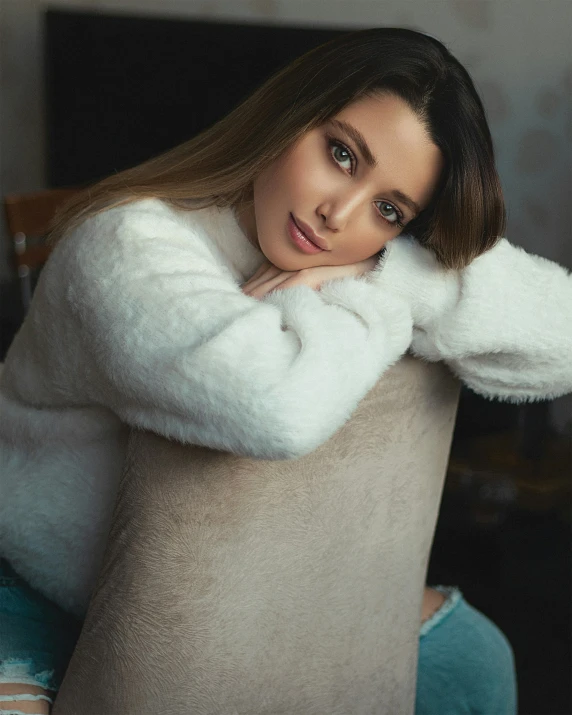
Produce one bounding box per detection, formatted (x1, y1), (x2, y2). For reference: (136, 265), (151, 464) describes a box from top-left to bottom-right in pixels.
(0, 1), (570, 713)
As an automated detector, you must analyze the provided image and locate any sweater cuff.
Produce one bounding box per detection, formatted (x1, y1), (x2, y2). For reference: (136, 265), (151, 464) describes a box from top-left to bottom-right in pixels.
(317, 273), (414, 359)
(365, 235), (461, 329)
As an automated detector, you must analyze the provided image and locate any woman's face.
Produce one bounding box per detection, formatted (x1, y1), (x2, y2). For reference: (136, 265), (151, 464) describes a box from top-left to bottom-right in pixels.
(238, 92), (443, 269)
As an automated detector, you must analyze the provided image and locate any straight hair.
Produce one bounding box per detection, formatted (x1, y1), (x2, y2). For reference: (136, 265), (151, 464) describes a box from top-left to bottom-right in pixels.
(48, 27), (505, 270)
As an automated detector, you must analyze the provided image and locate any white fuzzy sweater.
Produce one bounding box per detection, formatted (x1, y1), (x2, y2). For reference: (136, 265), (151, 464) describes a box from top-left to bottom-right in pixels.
(1, 198), (571, 617)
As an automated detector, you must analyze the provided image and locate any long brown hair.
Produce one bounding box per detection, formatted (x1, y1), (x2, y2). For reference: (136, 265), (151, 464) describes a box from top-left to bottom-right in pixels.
(48, 27), (505, 270)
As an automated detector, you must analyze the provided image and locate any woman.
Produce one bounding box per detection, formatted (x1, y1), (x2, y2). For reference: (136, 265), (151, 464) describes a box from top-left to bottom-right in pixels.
(1, 27), (570, 714)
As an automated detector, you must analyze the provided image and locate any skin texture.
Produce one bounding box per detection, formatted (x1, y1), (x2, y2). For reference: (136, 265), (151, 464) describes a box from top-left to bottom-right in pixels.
(237, 91), (443, 299)
(421, 587), (447, 623)
(0, 682), (54, 714)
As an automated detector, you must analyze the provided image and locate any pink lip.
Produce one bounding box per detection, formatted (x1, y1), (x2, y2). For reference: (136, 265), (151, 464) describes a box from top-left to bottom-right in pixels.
(287, 214), (324, 255)
(292, 215), (330, 251)
(288, 213), (330, 252)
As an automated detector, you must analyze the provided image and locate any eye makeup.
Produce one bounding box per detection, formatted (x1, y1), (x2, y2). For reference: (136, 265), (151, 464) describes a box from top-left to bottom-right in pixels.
(324, 133), (405, 229)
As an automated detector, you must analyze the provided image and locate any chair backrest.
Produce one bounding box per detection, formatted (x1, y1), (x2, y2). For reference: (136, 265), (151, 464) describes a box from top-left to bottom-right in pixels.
(54, 355), (461, 715)
(3, 188), (82, 312)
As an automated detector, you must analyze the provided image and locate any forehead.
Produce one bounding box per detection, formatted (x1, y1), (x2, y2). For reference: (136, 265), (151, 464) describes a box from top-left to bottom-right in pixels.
(333, 93), (431, 147)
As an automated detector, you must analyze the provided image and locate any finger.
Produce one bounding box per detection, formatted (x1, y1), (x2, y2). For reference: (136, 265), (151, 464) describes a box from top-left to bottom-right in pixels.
(245, 267), (297, 295)
(249, 261), (273, 281)
(241, 267), (267, 294)
(248, 273), (296, 298)
(267, 276), (317, 295)
(242, 263), (280, 292)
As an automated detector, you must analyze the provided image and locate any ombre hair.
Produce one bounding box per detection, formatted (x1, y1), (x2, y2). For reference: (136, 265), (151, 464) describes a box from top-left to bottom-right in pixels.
(48, 27), (505, 270)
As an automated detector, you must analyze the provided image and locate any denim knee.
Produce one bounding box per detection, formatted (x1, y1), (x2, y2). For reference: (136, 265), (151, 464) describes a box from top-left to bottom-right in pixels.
(416, 586), (517, 715)
(0, 558), (83, 695)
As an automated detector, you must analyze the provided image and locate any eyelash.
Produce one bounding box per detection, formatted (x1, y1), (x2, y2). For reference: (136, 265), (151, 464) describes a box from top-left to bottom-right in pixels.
(325, 134), (405, 230)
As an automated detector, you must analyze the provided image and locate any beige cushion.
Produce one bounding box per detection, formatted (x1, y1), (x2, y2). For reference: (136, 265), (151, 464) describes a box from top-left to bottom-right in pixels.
(53, 355), (460, 715)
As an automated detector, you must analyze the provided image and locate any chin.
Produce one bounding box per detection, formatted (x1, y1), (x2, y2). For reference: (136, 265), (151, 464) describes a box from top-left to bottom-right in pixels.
(266, 255), (298, 271)
(258, 240), (295, 271)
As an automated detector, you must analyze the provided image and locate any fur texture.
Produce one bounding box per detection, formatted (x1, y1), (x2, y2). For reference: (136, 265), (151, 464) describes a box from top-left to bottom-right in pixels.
(0, 199), (570, 616)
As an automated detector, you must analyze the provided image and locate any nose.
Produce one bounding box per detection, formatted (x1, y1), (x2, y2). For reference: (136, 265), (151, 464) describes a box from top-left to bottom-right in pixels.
(316, 188), (366, 233)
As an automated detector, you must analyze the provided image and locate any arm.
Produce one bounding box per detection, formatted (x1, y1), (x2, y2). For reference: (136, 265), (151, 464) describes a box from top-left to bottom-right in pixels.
(355, 235), (572, 403)
(55, 203), (414, 461)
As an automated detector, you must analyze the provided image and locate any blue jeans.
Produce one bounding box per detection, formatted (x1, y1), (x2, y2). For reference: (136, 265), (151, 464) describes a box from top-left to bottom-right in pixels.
(0, 558), (82, 709)
(0, 559), (517, 713)
(416, 585), (518, 715)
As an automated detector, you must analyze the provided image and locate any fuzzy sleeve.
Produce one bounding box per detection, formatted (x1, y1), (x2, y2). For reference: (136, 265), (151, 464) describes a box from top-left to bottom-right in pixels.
(55, 205), (415, 461)
(360, 235), (572, 403)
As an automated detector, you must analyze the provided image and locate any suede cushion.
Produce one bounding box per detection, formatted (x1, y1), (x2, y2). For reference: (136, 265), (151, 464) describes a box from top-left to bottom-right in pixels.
(54, 355), (460, 715)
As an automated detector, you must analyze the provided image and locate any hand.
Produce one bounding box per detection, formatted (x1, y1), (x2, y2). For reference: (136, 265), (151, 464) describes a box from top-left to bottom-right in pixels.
(241, 256), (379, 299)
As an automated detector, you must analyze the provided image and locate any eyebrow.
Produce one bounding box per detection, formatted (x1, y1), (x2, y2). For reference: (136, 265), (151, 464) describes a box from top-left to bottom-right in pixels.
(329, 118), (422, 218)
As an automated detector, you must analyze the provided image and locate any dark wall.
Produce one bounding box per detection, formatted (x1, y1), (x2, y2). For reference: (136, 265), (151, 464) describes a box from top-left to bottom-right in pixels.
(44, 10), (343, 187)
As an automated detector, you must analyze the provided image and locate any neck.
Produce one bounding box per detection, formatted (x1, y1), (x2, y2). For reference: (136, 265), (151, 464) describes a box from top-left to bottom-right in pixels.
(234, 201), (259, 251)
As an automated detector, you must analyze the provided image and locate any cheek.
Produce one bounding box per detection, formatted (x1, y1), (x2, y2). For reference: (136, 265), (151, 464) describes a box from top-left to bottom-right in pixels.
(253, 139), (334, 224)
(272, 146), (328, 199)
(254, 159), (294, 210)
(336, 213), (392, 259)
(338, 235), (385, 263)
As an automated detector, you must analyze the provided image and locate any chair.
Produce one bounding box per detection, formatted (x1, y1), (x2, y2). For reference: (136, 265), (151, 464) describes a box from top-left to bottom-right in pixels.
(53, 355), (461, 715)
(3, 188), (82, 313)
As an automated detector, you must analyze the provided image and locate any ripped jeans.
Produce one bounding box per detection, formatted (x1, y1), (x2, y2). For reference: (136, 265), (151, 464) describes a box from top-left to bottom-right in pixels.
(0, 558), (517, 715)
(0, 559), (82, 713)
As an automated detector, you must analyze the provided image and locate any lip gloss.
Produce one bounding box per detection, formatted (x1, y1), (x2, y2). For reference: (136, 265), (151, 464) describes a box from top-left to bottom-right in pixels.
(287, 213), (324, 254)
